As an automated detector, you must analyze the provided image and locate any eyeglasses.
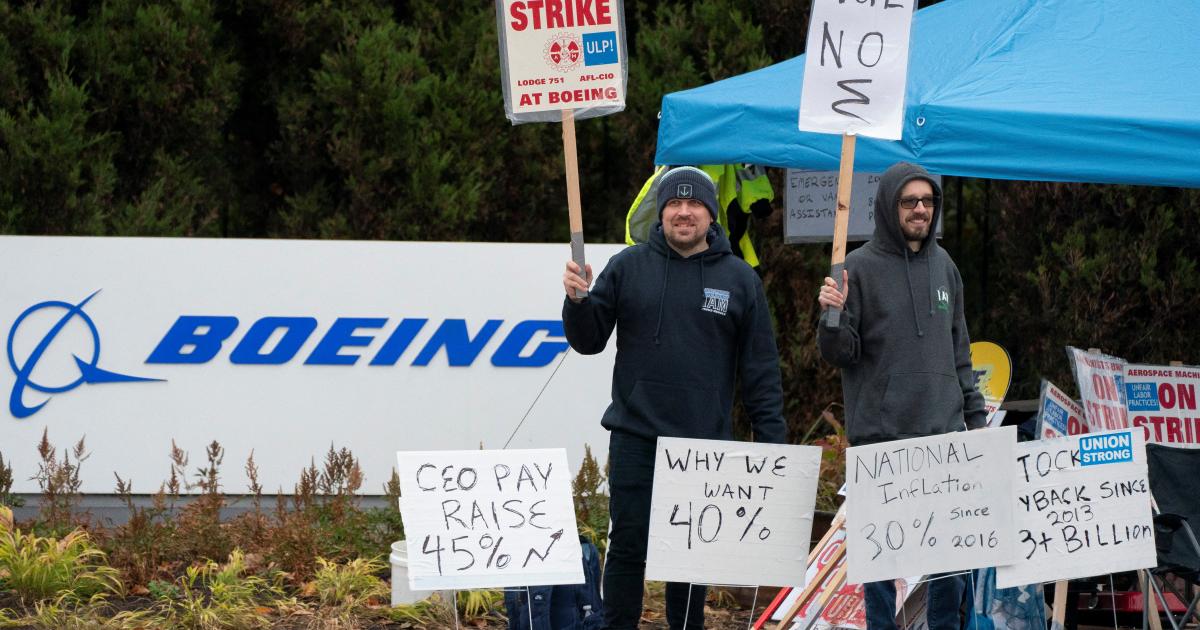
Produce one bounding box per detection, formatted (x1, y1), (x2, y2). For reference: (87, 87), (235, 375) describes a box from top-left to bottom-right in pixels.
(898, 195), (938, 210)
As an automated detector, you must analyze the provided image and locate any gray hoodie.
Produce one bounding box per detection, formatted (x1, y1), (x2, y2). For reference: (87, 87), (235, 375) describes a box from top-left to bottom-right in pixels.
(818, 162), (986, 445)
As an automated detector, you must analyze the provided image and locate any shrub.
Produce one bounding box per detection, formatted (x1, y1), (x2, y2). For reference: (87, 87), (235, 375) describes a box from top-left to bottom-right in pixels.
(30, 429), (89, 534)
(572, 444), (609, 555)
(105, 474), (177, 587)
(0, 451), (18, 508)
(309, 556), (388, 609)
(150, 549), (282, 629)
(0, 513), (122, 606)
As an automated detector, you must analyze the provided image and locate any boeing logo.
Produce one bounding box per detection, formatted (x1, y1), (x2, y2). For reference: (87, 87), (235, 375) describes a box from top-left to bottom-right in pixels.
(7, 293), (570, 418)
(7, 291), (162, 419)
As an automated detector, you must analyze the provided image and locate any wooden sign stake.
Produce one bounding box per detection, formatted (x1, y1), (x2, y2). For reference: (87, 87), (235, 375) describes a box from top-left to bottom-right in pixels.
(827, 133), (857, 328)
(562, 109), (587, 299)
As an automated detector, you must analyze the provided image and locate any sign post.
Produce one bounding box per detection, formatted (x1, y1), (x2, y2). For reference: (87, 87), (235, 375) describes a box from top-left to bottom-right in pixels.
(496, 0), (628, 298)
(799, 0), (916, 327)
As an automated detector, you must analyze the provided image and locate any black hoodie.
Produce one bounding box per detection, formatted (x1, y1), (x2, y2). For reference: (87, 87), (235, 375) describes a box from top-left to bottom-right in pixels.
(818, 162), (986, 445)
(563, 223), (786, 443)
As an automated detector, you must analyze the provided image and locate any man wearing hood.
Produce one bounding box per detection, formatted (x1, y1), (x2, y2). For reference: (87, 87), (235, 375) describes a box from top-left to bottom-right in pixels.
(562, 166), (786, 630)
(817, 162), (986, 630)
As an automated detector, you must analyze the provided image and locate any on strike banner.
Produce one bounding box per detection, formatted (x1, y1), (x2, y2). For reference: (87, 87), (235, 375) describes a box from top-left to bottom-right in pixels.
(497, 0), (626, 117)
(646, 438), (822, 587)
(845, 427), (1018, 584)
(1068, 347), (1129, 432)
(1124, 363), (1200, 448)
(396, 449), (583, 590)
(996, 430), (1155, 588)
(1037, 380), (1088, 439)
(799, 0), (915, 140)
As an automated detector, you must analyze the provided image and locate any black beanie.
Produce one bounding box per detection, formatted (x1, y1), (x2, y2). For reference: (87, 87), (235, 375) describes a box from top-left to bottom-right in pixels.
(657, 166), (719, 222)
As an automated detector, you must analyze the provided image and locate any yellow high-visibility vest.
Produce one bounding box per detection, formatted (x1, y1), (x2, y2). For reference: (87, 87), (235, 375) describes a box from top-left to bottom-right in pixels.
(625, 164), (773, 268)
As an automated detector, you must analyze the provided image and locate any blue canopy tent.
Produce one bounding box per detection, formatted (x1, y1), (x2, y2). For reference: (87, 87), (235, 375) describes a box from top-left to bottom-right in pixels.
(655, 0), (1200, 188)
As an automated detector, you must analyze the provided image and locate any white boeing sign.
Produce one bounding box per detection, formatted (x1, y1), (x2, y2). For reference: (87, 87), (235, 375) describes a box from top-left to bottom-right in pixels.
(1, 236), (620, 494)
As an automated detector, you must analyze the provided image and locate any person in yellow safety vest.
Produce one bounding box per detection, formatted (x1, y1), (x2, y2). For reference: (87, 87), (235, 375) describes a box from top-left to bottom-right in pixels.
(625, 164), (775, 267)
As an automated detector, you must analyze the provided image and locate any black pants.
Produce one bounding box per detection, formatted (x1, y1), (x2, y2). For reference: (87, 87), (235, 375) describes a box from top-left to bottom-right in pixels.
(603, 430), (706, 629)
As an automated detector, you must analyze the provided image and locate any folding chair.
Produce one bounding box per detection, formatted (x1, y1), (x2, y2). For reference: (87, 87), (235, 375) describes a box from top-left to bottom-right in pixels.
(1144, 444), (1200, 630)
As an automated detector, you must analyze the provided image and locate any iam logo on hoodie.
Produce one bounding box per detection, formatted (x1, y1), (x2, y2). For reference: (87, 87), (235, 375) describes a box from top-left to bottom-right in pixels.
(702, 288), (730, 316)
(936, 286), (951, 312)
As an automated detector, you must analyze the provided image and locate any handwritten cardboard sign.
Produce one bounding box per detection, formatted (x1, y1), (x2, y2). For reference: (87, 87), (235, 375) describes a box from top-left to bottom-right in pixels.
(799, 0), (915, 140)
(1037, 380), (1088, 439)
(396, 449), (583, 590)
(845, 427), (1018, 584)
(784, 169), (942, 243)
(996, 430), (1155, 588)
(646, 438), (822, 587)
(1123, 364), (1200, 448)
(1068, 347), (1129, 432)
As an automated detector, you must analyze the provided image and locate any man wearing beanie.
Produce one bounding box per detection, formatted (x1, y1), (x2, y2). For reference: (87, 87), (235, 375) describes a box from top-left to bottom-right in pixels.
(561, 166), (786, 629)
(817, 162), (986, 630)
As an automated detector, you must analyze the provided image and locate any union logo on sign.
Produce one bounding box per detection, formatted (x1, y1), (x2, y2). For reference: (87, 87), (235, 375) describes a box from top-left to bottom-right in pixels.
(543, 33), (582, 72)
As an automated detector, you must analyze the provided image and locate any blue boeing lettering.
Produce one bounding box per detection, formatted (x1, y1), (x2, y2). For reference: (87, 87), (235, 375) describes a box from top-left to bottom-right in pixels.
(306, 318), (387, 365)
(412, 319), (502, 367)
(142, 316), (566, 368)
(491, 320), (569, 367)
(147, 315), (240, 364)
(229, 317), (316, 364)
(8, 294), (570, 419)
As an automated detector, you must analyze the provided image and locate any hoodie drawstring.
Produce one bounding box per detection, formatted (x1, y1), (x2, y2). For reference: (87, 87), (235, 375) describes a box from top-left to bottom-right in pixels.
(653, 250), (670, 345)
(904, 248), (925, 337)
(928, 258), (935, 317)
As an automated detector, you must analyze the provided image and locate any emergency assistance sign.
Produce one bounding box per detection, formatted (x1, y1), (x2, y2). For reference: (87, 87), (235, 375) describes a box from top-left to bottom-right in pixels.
(498, 0), (625, 114)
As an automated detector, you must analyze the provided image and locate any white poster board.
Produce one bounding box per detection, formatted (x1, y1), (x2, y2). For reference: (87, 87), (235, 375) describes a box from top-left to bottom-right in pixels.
(645, 438), (822, 587)
(784, 170), (942, 244)
(1124, 364), (1200, 448)
(1037, 380), (1088, 439)
(1068, 347), (1129, 432)
(845, 427), (1018, 584)
(396, 448), (583, 590)
(497, 0), (626, 120)
(996, 430), (1155, 588)
(799, 0), (916, 140)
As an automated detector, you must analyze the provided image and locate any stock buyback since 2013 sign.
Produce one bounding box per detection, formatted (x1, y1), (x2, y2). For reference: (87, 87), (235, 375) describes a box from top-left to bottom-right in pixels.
(845, 427), (1017, 584)
(395, 448), (583, 590)
(996, 430), (1155, 588)
(497, 0), (626, 115)
(645, 438), (822, 587)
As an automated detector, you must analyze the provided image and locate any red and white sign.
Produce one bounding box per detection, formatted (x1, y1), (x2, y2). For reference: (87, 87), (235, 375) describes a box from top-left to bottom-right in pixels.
(1036, 380), (1088, 439)
(498, 0), (626, 115)
(1123, 364), (1200, 448)
(1068, 347), (1129, 433)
